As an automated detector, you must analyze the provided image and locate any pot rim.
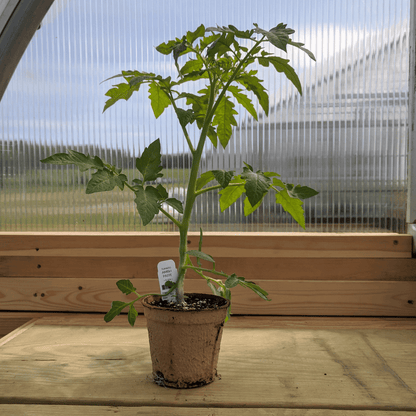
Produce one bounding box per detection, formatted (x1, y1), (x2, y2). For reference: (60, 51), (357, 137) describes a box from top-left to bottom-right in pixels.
(141, 292), (230, 312)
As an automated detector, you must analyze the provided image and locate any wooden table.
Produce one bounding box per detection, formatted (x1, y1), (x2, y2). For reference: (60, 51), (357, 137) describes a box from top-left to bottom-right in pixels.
(1, 315), (416, 415)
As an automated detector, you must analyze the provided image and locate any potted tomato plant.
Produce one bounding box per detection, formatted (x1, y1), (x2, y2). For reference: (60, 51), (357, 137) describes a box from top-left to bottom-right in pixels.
(42, 23), (317, 388)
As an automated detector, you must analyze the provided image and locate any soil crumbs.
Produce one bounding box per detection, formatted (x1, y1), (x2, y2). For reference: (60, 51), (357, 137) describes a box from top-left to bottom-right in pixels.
(150, 294), (227, 311)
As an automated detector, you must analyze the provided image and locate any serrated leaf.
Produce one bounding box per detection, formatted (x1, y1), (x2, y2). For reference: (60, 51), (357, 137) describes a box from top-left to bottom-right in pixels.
(241, 168), (271, 207)
(104, 301), (130, 323)
(254, 23), (293, 52)
(156, 184), (169, 199)
(165, 198), (184, 214)
(264, 172), (281, 178)
(134, 186), (160, 226)
(180, 59), (203, 76)
(103, 83), (137, 112)
(219, 176), (245, 212)
(235, 74), (269, 116)
(258, 56), (302, 95)
(116, 279), (136, 295)
(196, 171), (215, 190)
(186, 24), (205, 44)
(238, 279), (271, 301)
(207, 32), (234, 58)
(129, 74), (154, 87)
(128, 304), (138, 327)
(272, 177), (286, 188)
(213, 170), (234, 188)
(186, 250), (215, 263)
(243, 195), (264, 216)
(224, 274), (239, 288)
(207, 125), (218, 148)
(136, 139), (163, 182)
(287, 185), (319, 200)
(155, 39), (177, 55)
(289, 40), (316, 61)
(275, 189), (305, 229)
(206, 25), (254, 40)
(212, 96), (238, 148)
(227, 86), (258, 120)
(41, 150), (104, 172)
(86, 170), (120, 194)
(176, 108), (195, 128)
(148, 82), (171, 119)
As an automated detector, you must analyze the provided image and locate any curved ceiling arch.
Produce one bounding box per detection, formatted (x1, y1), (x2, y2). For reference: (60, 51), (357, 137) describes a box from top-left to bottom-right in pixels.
(0, 0), (54, 101)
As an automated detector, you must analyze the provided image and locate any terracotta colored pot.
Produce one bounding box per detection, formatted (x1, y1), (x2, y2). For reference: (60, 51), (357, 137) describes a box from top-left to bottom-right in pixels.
(141, 292), (230, 389)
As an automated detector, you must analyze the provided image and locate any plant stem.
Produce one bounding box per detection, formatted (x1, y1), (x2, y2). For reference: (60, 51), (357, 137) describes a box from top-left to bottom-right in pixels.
(175, 36), (266, 304)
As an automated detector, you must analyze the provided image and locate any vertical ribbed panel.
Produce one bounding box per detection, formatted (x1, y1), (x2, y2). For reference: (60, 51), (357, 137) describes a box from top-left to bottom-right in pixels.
(0, 0), (410, 232)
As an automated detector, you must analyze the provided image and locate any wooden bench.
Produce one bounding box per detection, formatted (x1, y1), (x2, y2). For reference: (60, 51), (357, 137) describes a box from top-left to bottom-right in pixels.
(0, 232), (415, 336)
(0, 232), (415, 413)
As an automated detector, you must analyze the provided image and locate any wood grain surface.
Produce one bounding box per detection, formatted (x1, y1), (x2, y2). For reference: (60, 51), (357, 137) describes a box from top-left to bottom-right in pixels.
(1, 404), (416, 415)
(0, 318), (415, 411)
(0, 277), (415, 316)
(0, 233), (414, 337)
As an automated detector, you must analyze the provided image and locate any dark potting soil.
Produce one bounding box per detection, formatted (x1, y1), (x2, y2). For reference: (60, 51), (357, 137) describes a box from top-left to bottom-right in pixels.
(150, 294), (228, 311)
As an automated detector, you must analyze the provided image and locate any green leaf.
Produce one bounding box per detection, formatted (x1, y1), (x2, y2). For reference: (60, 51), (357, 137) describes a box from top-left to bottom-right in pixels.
(165, 198), (184, 214)
(206, 24), (255, 39)
(243, 195), (264, 216)
(176, 108), (195, 128)
(213, 170), (234, 188)
(41, 150), (104, 172)
(206, 32), (234, 58)
(206, 125), (218, 148)
(236, 74), (269, 116)
(239, 280), (271, 301)
(287, 184), (319, 200)
(116, 279), (136, 295)
(219, 176), (245, 212)
(86, 170), (122, 194)
(104, 301), (130, 323)
(186, 24), (205, 44)
(254, 23), (293, 53)
(196, 171), (215, 190)
(288, 40), (316, 61)
(224, 274), (239, 288)
(241, 167), (271, 207)
(212, 96), (238, 148)
(207, 281), (221, 297)
(275, 189), (305, 229)
(134, 186), (161, 226)
(103, 82), (137, 112)
(128, 304), (138, 327)
(258, 56), (302, 95)
(156, 184), (169, 199)
(136, 139), (164, 182)
(155, 39), (177, 55)
(186, 250), (215, 263)
(227, 86), (258, 120)
(180, 59), (203, 76)
(129, 74), (155, 87)
(264, 172), (281, 178)
(272, 177), (286, 188)
(148, 82), (171, 118)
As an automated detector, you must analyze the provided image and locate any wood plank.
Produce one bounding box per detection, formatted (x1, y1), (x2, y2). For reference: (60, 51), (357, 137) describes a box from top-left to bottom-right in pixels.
(1, 404), (415, 416)
(0, 323), (415, 410)
(3, 313), (416, 332)
(1, 256), (415, 281)
(29, 314), (416, 330)
(0, 232), (411, 258)
(0, 278), (415, 316)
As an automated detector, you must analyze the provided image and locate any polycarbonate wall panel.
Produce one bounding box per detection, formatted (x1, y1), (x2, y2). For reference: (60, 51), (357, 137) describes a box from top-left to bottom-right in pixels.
(0, 0), (409, 232)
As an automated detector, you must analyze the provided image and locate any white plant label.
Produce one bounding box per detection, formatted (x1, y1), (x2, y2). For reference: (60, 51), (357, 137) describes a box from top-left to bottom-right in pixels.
(157, 260), (178, 302)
